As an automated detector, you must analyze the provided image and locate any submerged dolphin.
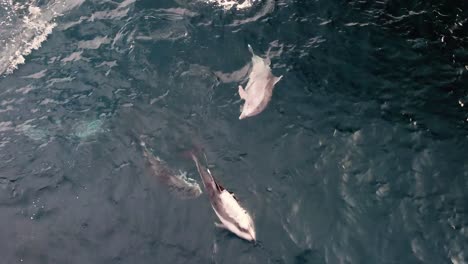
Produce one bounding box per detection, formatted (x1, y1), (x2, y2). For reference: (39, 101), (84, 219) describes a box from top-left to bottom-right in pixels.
(238, 44), (283, 119)
(140, 139), (202, 199)
(190, 153), (256, 242)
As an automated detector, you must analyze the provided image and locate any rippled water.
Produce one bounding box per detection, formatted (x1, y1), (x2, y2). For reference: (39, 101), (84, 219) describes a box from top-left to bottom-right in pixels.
(0, 0), (467, 263)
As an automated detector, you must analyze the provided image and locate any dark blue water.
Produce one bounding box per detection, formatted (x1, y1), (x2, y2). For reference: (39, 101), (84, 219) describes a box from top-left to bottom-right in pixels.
(0, 0), (467, 263)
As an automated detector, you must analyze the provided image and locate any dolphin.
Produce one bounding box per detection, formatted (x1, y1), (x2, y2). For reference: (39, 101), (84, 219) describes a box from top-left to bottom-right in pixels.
(190, 152), (256, 242)
(140, 139), (202, 199)
(238, 44), (283, 120)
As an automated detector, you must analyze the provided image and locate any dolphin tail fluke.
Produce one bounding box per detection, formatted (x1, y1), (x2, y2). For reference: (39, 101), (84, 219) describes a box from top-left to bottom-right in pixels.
(191, 152), (217, 191)
(139, 134), (149, 147)
(191, 152), (225, 193)
(247, 44), (255, 55)
(139, 135), (153, 157)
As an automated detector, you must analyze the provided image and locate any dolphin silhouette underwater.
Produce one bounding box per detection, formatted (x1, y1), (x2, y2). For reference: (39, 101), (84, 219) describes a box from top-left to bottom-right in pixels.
(190, 152), (256, 242)
(238, 44), (283, 119)
(140, 138), (202, 199)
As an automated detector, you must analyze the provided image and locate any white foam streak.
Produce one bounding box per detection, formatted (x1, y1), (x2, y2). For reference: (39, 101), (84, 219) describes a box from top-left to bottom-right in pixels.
(204, 0), (255, 10)
(3, 11), (56, 75)
(0, 0), (85, 76)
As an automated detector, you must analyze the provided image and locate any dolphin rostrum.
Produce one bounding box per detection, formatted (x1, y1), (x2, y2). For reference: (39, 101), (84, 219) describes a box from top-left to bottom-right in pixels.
(238, 44), (283, 120)
(141, 139), (202, 199)
(190, 153), (256, 242)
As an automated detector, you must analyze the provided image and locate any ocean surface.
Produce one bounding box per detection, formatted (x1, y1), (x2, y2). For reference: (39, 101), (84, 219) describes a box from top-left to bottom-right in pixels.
(0, 0), (467, 263)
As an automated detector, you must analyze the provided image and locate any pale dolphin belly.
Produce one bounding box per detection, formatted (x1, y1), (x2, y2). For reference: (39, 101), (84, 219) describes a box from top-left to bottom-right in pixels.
(238, 44), (283, 119)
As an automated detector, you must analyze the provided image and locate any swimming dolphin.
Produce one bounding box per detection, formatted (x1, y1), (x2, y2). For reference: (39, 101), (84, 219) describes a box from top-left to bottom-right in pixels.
(238, 44), (283, 120)
(141, 139), (202, 199)
(190, 152), (256, 242)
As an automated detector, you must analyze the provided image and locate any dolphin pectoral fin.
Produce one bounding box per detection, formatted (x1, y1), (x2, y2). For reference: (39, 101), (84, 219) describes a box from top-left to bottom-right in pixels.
(238, 85), (247, 100)
(274, 75), (283, 85)
(215, 222), (226, 229)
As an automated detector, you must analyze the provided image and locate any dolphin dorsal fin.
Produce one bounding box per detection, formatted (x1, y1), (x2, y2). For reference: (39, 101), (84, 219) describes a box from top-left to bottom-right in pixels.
(216, 182), (225, 192)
